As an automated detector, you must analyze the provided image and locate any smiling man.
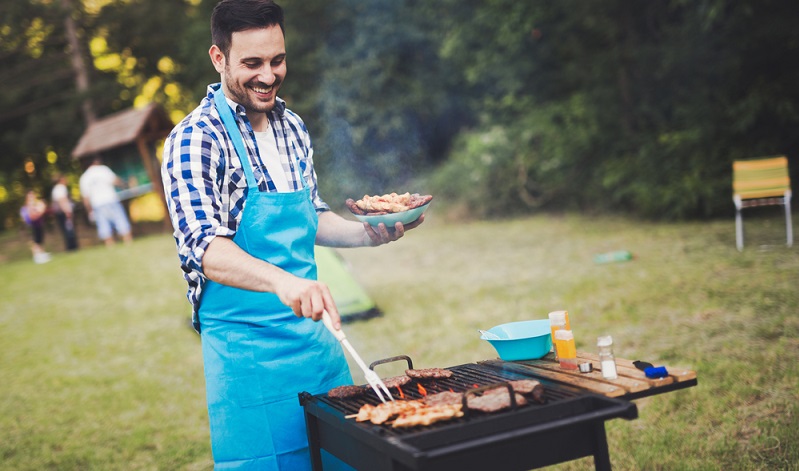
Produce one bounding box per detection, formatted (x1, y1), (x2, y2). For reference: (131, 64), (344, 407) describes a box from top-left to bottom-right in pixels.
(160, 1), (424, 469)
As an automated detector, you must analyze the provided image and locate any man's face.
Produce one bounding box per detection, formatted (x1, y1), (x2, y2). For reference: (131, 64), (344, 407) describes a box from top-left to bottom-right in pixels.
(210, 25), (286, 116)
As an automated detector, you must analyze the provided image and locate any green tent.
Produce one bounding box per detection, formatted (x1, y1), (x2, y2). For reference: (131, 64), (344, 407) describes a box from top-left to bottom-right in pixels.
(315, 246), (382, 323)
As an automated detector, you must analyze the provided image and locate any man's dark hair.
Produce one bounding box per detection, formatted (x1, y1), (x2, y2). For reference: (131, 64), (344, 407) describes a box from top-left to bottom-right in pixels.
(211, 0), (285, 57)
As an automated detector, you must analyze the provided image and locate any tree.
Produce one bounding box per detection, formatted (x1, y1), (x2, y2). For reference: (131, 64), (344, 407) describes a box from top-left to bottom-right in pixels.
(0, 0), (95, 229)
(431, 0), (799, 219)
(0, 0), (205, 230)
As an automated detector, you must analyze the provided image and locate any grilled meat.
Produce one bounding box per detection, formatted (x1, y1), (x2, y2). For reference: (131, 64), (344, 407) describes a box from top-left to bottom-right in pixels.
(392, 403), (464, 428)
(328, 385), (366, 399)
(508, 379), (545, 403)
(355, 400), (425, 425)
(346, 193), (432, 216)
(423, 391), (464, 407)
(382, 375), (412, 389)
(467, 387), (528, 413)
(405, 368), (453, 380)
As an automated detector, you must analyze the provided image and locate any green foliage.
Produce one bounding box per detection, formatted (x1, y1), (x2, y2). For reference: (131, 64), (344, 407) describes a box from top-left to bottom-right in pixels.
(431, 94), (598, 217)
(429, 0), (799, 219)
(2, 0), (799, 225)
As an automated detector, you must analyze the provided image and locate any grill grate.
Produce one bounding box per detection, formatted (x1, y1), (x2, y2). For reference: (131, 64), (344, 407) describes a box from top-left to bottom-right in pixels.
(318, 362), (583, 437)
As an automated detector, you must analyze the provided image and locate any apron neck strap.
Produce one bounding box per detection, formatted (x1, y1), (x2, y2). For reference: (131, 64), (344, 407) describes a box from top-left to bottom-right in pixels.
(213, 87), (258, 189)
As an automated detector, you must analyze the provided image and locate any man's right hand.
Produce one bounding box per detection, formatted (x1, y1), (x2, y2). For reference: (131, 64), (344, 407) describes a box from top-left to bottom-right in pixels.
(273, 275), (342, 329)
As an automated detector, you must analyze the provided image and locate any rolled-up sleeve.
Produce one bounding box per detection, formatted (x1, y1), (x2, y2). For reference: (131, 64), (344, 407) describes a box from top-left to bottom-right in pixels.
(162, 121), (237, 281)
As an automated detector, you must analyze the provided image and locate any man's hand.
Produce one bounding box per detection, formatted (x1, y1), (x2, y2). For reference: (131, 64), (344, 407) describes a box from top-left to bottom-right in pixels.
(364, 213), (425, 246)
(273, 275), (342, 329)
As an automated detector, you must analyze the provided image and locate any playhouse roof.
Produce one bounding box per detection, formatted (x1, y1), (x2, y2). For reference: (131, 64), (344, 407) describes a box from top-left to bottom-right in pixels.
(72, 103), (173, 159)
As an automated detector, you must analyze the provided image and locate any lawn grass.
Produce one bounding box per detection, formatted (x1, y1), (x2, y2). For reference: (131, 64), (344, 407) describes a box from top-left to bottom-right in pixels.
(1, 212), (797, 470)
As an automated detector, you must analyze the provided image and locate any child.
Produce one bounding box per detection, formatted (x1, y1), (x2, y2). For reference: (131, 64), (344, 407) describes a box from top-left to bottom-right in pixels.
(20, 191), (51, 264)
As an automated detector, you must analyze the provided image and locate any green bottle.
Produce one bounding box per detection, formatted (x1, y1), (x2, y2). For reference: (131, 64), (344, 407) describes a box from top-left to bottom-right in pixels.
(593, 250), (633, 264)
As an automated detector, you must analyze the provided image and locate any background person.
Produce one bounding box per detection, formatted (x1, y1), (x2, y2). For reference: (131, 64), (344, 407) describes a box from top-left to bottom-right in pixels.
(20, 190), (51, 264)
(79, 157), (132, 246)
(51, 174), (79, 251)
(161, 0), (425, 468)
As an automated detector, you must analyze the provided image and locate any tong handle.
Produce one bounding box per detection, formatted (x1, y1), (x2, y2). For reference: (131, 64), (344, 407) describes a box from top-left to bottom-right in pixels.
(321, 311), (346, 342)
(321, 311), (370, 372)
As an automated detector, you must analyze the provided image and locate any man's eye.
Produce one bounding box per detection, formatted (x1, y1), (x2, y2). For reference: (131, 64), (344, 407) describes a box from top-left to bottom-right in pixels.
(244, 62), (261, 69)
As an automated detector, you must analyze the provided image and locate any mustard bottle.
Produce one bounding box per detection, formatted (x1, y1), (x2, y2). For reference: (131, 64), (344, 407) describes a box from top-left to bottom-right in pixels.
(554, 329), (578, 370)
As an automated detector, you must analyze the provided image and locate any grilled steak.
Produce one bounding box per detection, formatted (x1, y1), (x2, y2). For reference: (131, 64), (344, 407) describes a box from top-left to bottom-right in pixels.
(405, 368), (453, 380)
(328, 385), (366, 399)
(423, 391), (464, 407)
(382, 375), (412, 389)
(508, 379), (545, 403)
(467, 387), (527, 413)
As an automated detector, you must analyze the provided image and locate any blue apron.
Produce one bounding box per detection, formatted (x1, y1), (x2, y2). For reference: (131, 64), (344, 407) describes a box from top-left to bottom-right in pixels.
(199, 88), (352, 470)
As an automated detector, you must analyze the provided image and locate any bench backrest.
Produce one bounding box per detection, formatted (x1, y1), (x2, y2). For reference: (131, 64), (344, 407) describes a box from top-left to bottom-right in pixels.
(733, 156), (791, 200)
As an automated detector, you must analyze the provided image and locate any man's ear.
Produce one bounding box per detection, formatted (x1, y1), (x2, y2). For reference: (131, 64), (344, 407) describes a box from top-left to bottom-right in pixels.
(209, 45), (225, 74)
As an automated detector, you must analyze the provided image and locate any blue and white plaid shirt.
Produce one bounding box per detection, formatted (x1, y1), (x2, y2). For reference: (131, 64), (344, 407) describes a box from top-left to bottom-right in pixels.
(161, 83), (329, 321)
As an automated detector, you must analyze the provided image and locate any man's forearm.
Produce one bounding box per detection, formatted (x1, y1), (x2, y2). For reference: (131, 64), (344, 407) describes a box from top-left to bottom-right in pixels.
(315, 211), (370, 248)
(201, 234), (344, 326)
(203, 236), (294, 293)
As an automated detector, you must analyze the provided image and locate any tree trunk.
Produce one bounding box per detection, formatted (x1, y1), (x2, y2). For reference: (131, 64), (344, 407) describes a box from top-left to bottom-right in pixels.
(61, 0), (96, 126)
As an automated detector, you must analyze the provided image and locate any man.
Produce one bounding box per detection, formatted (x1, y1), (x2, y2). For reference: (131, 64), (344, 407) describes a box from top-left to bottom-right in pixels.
(79, 157), (133, 246)
(51, 174), (79, 251)
(160, 1), (424, 469)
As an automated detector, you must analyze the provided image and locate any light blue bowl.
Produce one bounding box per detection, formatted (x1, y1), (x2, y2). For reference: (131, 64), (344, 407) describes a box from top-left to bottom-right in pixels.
(352, 202), (431, 227)
(480, 319), (552, 361)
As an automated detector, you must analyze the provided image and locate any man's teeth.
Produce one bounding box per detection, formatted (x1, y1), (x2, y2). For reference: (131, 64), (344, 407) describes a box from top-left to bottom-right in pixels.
(252, 86), (272, 94)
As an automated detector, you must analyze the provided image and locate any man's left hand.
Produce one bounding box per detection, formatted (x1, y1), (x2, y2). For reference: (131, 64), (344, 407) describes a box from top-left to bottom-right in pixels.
(364, 214), (425, 246)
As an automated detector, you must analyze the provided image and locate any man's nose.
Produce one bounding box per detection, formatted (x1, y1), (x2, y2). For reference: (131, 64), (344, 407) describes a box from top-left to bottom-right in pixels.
(257, 65), (276, 85)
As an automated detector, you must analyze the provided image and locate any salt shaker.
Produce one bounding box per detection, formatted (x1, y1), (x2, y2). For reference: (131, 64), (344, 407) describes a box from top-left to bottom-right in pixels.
(597, 335), (618, 380)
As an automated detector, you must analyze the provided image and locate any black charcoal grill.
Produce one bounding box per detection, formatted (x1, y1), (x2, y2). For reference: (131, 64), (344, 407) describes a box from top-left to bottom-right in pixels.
(299, 356), (637, 470)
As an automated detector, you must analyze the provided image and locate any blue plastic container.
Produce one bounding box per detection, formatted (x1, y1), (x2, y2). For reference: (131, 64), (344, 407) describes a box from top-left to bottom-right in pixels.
(480, 319), (553, 361)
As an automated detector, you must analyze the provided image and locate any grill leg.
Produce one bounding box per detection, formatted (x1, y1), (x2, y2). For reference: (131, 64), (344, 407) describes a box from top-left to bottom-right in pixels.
(592, 422), (612, 471)
(305, 414), (324, 471)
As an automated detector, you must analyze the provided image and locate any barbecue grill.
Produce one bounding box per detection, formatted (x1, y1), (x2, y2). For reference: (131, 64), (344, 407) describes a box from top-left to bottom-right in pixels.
(300, 355), (638, 470)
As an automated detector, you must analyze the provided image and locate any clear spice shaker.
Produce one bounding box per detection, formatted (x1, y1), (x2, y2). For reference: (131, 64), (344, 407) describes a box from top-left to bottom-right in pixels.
(597, 335), (618, 380)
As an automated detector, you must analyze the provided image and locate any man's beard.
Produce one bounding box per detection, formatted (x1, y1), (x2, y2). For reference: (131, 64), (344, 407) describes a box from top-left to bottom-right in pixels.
(223, 66), (280, 114)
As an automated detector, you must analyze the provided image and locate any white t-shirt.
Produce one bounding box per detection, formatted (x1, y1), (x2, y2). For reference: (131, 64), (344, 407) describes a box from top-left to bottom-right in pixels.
(51, 182), (73, 213)
(80, 164), (120, 207)
(51, 183), (68, 201)
(254, 130), (290, 192)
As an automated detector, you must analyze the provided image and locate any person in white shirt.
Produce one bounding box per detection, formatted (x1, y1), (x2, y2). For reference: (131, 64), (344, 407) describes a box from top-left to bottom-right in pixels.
(79, 157), (132, 246)
(51, 174), (79, 251)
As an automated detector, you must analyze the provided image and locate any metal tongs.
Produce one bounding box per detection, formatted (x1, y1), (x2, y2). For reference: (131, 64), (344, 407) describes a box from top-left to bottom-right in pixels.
(322, 311), (394, 403)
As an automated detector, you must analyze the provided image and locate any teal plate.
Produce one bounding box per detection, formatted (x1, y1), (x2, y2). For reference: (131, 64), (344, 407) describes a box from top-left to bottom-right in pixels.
(351, 202), (431, 227)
